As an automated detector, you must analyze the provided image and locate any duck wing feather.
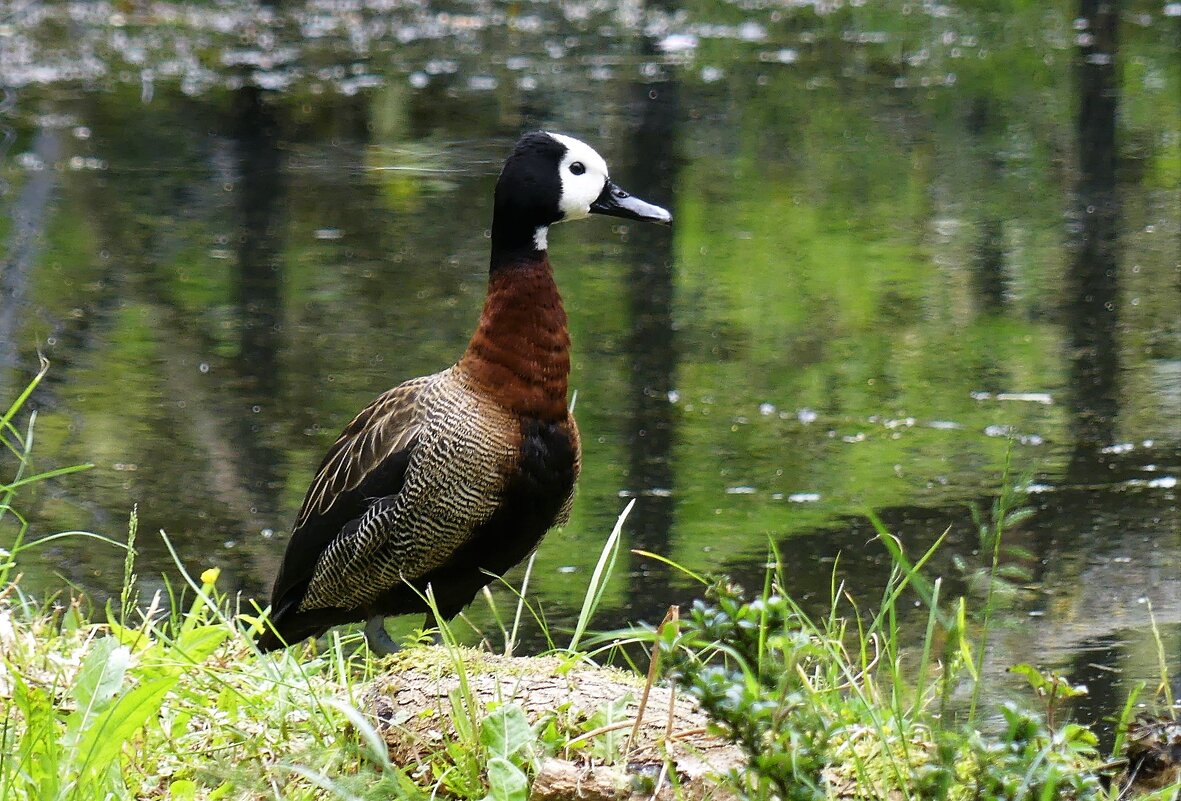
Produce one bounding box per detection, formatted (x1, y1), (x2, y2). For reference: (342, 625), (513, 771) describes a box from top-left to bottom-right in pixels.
(268, 374), (433, 616)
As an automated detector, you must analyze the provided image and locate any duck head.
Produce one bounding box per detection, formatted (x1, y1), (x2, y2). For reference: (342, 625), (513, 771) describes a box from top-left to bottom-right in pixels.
(492, 131), (671, 256)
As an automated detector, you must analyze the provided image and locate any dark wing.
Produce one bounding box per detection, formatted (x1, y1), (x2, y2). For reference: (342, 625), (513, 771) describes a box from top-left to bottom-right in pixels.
(268, 375), (431, 615)
(554, 412), (581, 526)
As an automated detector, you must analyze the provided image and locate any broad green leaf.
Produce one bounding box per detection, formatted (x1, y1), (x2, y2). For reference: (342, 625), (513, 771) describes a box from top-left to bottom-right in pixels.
(483, 756), (528, 801)
(66, 637), (132, 749)
(480, 704), (534, 760)
(1060, 723), (1099, 752)
(69, 637), (130, 710)
(169, 779), (198, 801)
(1009, 663), (1050, 693)
(75, 675), (177, 783)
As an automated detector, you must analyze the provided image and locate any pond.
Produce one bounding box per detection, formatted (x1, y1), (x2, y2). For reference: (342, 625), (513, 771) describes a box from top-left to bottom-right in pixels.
(2, 0), (1178, 736)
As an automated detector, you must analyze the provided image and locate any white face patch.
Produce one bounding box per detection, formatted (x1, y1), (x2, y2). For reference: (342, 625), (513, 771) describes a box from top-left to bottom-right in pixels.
(547, 132), (610, 223)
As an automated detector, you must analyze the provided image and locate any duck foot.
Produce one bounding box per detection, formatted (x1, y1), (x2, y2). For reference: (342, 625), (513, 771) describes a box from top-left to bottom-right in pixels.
(365, 615), (401, 656)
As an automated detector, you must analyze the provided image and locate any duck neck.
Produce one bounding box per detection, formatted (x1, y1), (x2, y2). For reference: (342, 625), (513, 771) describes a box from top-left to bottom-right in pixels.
(458, 247), (570, 421)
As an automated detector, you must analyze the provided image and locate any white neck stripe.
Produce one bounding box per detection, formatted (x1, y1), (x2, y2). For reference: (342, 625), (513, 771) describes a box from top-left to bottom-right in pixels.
(533, 226), (548, 251)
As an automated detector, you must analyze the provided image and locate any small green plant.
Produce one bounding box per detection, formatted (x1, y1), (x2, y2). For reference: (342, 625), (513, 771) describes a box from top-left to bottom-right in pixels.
(480, 703), (539, 801)
(664, 580), (833, 801)
(648, 503), (1165, 801)
(1009, 663), (1090, 733)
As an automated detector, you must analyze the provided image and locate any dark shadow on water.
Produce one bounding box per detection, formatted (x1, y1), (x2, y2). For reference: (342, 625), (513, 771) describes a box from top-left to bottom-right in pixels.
(226, 85), (290, 597)
(619, 66), (682, 612)
(1065, 0), (1122, 475)
(229, 86), (286, 532)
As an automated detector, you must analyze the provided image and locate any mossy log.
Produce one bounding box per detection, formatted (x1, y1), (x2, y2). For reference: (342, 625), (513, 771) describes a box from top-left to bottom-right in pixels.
(363, 647), (744, 801)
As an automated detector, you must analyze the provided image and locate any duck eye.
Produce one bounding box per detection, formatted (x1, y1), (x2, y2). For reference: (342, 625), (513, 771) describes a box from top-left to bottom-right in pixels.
(569, 162), (586, 176)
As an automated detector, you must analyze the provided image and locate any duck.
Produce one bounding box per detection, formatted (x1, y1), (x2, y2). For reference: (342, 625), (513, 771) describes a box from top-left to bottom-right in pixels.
(258, 131), (671, 654)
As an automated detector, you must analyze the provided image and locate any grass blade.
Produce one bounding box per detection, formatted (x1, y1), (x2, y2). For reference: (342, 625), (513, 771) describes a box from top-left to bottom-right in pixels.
(569, 499), (634, 652)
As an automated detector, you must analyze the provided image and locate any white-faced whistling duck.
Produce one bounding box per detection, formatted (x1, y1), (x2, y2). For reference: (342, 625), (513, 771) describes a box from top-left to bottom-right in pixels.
(258, 131), (672, 655)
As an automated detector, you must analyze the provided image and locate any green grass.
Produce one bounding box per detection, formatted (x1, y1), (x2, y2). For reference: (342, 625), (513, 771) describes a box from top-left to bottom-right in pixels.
(2, 371), (1178, 801)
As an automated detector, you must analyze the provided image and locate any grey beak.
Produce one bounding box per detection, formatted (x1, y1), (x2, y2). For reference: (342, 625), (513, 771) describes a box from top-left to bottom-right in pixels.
(589, 180), (672, 225)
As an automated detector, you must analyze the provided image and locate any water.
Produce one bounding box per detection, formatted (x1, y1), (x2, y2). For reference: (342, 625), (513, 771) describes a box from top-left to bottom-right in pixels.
(2, 1), (1178, 734)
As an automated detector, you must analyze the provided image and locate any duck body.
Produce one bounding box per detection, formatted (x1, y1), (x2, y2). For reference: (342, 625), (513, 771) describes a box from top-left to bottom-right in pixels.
(259, 131), (669, 653)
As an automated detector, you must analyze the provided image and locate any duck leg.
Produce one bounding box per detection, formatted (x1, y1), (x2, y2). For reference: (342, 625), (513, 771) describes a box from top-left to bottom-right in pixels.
(364, 615), (400, 656)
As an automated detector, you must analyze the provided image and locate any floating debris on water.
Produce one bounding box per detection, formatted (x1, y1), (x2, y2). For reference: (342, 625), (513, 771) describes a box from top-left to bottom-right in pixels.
(726, 486), (757, 495)
(927, 420), (964, 430)
(788, 492), (821, 503)
(1120, 476), (1178, 490)
(656, 33), (698, 53)
(759, 48), (798, 64)
(972, 391), (1054, 404)
(797, 408), (818, 424)
(983, 425), (1044, 445)
(1101, 442), (1135, 454)
(995, 392), (1053, 404)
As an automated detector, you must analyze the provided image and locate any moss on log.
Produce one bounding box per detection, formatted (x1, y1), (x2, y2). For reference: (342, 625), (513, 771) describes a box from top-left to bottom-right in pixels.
(363, 647), (743, 801)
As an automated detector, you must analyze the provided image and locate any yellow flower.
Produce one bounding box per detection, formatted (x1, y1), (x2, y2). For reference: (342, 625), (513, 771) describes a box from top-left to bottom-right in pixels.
(200, 567), (221, 586)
